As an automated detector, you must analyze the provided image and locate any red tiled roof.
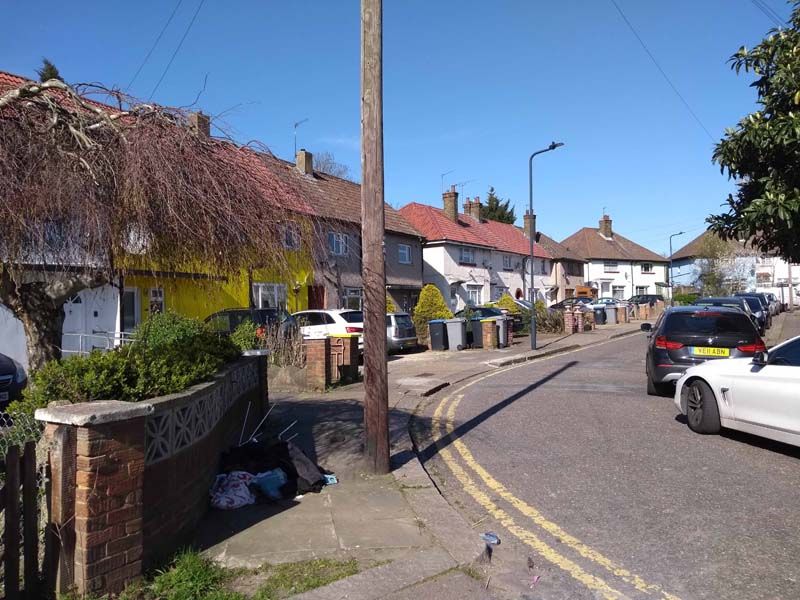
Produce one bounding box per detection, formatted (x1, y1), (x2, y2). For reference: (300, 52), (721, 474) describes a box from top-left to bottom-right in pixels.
(560, 227), (666, 262)
(398, 203), (551, 258)
(670, 230), (754, 260)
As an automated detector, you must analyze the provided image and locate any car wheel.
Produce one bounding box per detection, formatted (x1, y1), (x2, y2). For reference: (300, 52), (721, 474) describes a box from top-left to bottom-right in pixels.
(686, 379), (721, 434)
(646, 375), (670, 397)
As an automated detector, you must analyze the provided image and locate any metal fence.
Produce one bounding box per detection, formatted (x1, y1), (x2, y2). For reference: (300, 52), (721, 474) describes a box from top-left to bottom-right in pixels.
(60, 330), (136, 357)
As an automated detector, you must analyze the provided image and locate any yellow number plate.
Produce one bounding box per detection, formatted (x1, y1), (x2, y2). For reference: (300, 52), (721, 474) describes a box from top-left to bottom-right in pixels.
(691, 346), (730, 357)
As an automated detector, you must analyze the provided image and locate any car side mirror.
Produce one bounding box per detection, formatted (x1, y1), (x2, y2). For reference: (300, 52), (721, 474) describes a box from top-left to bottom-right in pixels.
(640, 323), (652, 332)
(752, 351), (768, 366)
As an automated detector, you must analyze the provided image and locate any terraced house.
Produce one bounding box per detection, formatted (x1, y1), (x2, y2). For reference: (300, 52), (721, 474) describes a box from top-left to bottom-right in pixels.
(561, 214), (669, 300)
(399, 186), (585, 309)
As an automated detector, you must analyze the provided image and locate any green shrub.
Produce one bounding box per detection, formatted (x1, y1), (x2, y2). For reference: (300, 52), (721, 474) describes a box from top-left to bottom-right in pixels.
(9, 313), (239, 419)
(673, 292), (699, 305)
(495, 293), (521, 314)
(386, 294), (397, 313)
(412, 284), (453, 344)
(230, 319), (262, 352)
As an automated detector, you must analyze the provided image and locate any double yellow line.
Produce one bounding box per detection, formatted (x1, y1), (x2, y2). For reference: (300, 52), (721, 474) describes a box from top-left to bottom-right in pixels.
(429, 342), (680, 600)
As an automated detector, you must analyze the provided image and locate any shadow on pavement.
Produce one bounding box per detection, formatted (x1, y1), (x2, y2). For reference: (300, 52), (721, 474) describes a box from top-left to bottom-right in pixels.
(418, 360), (579, 464)
(673, 414), (800, 460)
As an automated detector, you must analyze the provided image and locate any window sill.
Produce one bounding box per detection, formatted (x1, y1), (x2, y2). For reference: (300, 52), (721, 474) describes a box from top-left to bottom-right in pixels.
(459, 262), (477, 267)
(398, 261), (412, 266)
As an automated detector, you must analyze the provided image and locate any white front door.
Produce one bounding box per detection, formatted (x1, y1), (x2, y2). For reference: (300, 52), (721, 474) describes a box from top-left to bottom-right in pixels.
(62, 295), (86, 354)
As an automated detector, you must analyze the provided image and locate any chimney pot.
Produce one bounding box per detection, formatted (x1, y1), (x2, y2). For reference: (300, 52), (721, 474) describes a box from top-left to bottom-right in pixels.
(443, 187), (459, 222)
(189, 111), (211, 138)
(599, 214), (613, 238)
(296, 149), (313, 175)
(468, 196), (482, 221)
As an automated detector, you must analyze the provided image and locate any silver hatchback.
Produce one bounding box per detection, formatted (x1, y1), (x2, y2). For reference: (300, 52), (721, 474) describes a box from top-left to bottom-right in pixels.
(386, 312), (418, 352)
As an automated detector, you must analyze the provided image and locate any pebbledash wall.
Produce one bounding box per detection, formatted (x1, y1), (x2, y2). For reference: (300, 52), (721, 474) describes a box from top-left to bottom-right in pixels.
(36, 356), (266, 597)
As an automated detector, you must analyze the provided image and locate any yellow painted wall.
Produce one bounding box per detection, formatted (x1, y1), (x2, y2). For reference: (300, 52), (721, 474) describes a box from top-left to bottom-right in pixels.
(124, 254), (314, 324)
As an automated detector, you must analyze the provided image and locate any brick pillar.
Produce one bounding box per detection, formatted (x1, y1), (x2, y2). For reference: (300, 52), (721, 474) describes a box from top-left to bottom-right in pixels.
(575, 309), (584, 332)
(617, 306), (626, 324)
(639, 303), (649, 320)
(564, 309), (575, 333)
(36, 401), (153, 597)
(305, 338), (331, 391)
(481, 319), (498, 349)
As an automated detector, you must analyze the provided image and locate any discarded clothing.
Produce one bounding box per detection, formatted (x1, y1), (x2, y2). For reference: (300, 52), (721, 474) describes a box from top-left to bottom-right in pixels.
(210, 471), (256, 510)
(254, 468), (288, 501)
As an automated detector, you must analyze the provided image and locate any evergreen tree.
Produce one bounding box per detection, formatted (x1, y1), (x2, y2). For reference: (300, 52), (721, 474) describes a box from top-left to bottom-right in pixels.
(36, 58), (63, 82)
(480, 187), (516, 224)
(412, 284), (453, 344)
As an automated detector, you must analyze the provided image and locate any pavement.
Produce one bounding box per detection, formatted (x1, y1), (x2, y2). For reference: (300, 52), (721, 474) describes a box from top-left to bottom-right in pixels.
(195, 319), (644, 599)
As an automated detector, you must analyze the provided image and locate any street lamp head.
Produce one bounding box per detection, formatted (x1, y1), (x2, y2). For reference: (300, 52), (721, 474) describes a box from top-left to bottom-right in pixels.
(549, 141), (565, 150)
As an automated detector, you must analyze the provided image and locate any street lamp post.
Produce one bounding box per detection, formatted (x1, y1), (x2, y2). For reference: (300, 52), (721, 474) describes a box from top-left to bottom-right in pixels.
(669, 231), (685, 306)
(528, 141), (564, 350)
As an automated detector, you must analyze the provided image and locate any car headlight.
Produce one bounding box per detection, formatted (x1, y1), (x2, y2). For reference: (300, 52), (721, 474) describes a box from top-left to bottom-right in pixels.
(13, 360), (26, 385)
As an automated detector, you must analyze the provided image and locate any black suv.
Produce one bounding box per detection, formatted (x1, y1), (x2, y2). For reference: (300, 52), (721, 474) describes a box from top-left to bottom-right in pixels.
(628, 294), (664, 306)
(0, 352), (27, 410)
(204, 308), (296, 336)
(642, 306), (764, 396)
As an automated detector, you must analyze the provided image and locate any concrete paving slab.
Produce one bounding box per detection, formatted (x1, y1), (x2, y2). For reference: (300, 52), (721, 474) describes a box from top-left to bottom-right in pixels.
(334, 515), (430, 550)
(384, 569), (504, 600)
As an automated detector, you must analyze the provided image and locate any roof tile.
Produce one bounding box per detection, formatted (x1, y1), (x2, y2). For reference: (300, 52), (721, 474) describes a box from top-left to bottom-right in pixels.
(560, 227), (666, 262)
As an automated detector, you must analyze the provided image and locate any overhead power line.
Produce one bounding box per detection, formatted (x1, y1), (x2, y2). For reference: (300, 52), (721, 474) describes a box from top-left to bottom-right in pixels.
(148, 0), (207, 101)
(127, 0), (184, 91)
(609, 0), (715, 143)
(750, 0), (784, 27)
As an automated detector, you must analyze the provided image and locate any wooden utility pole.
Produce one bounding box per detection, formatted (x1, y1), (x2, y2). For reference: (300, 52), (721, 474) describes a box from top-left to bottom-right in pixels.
(361, 0), (389, 474)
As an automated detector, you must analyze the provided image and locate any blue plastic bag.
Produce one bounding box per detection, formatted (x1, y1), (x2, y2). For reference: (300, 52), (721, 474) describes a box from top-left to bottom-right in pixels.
(254, 468), (288, 500)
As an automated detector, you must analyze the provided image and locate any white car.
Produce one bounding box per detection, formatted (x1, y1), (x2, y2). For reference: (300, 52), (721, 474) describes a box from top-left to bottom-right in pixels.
(292, 309), (364, 349)
(674, 334), (800, 446)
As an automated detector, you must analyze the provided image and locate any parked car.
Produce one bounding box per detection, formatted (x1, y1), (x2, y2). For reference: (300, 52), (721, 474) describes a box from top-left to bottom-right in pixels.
(386, 312), (417, 352)
(734, 293), (773, 329)
(765, 292), (782, 315)
(589, 297), (627, 309)
(549, 297), (593, 311)
(642, 306), (765, 396)
(674, 334), (800, 446)
(694, 297), (759, 332)
(292, 309), (364, 349)
(454, 306), (503, 320)
(627, 294), (664, 307)
(205, 307), (296, 336)
(0, 352), (27, 410)
(733, 293), (771, 333)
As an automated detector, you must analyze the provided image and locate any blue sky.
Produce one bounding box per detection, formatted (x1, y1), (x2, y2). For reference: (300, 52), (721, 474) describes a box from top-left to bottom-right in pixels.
(1, 1), (790, 254)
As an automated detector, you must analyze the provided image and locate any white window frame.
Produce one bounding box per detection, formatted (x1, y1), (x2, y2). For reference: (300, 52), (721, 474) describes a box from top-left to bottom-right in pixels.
(148, 287), (165, 314)
(604, 261), (619, 273)
(612, 285), (626, 300)
(284, 222), (301, 250)
(466, 284), (482, 306)
(252, 282), (287, 309)
(459, 246), (476, 264)
(635, 286), (648, 296)
(640, 262), (654, 274)
(502, 254), (513, 270)
(343, 287), (363, 310)
(398, 243), (412, 265)
(328, 231), (349, 256)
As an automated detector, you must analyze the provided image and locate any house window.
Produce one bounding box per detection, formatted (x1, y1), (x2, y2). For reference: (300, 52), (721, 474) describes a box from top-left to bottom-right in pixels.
(343, 287), (362, 310)
(538, 259), (549, 275)
(466, 285), (482, 306)
(149, 288), (165, 314)
(636, 286), (648, 296)
(252, 283), (287, 309)
(328, 232), (349, 256)
(121, 289), (140, 332)
(502, 254), (513, 270)
(612, 285), (626, 300)
(398, 244), (412, 265)
(565, 261), (583, 276)
(284, 222), (301, 250)
(459, 247), (476, 265)
(756, 272), (772, 285)
(601, 282), (611, 296)
(604, 261), (618, 273)
(641, 262), (654, 274)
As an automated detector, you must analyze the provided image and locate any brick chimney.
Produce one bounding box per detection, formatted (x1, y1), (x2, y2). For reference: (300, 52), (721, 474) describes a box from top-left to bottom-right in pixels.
(599, 214), (613, 238)
(463, 198), (473, 217)
(468, 196), (482, 221)
(189, 111), (211, 137)
(443, 185), (459, 222)
(523, 211), (536, 239)
(296, 149), (313, 175)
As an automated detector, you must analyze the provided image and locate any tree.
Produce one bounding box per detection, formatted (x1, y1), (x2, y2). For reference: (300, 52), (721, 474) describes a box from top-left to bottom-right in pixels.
(412, 284), (452, 344)
(710, 4), (800, 262)
(314, 151), (352, 180)
(693, 234), (753, 295)
(480, 187), (515, 224)
(36, 58), (62, 82)
(0, 78), (323, 371)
